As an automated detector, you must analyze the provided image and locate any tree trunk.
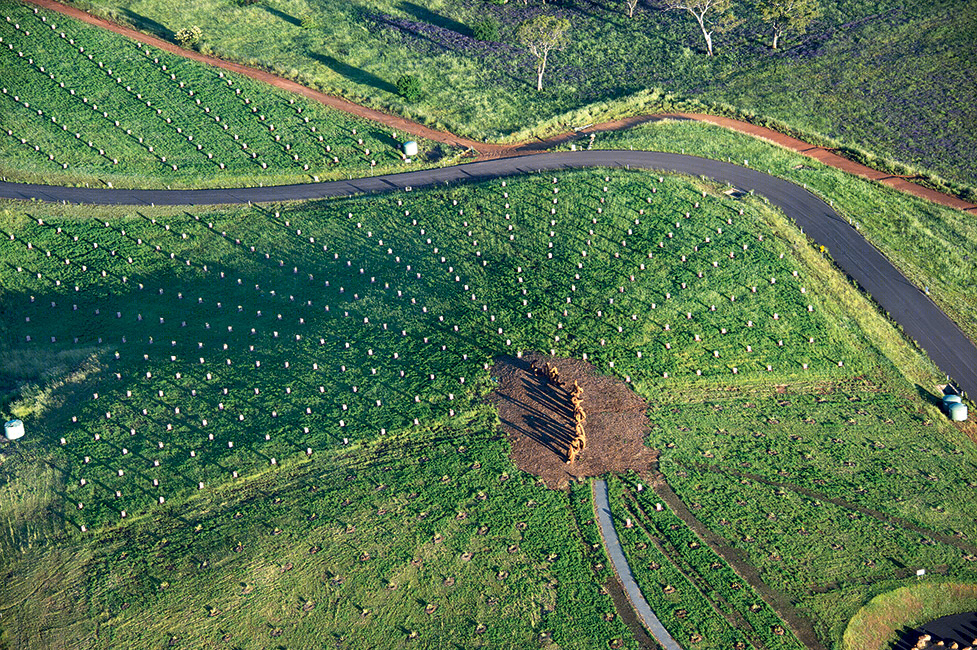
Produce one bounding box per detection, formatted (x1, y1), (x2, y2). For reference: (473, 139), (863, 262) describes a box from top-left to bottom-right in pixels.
(693, 11), (714, 56)
(537, 51), (547, 91)
(772, 30), (780, 49)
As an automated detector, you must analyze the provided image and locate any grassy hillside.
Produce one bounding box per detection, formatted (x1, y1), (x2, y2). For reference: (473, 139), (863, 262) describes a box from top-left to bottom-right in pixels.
(0, 3), (457, 188)
(2, 168), (973, 649)
(591, 119), (977, 346)
(61, 0), (977, 186)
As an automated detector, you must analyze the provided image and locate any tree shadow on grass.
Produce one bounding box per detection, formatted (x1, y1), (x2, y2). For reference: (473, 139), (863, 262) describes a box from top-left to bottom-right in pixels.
(915, 384), (945, 409)
(261, 5), (302, 28)
(307, 51), (399, 95)
(398, 1), (470, 37)
(119, 8), (174, 41)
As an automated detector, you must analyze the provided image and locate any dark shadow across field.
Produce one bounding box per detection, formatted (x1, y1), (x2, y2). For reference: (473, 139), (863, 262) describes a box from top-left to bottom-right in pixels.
(119, 8), (174, 40)
(307, 51), (398, 95)
(398, 1), (470, 37)
(261, 5), (302, 28)
(892, 612), (977, 650)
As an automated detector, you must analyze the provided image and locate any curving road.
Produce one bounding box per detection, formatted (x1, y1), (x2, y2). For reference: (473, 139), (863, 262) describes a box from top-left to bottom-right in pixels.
(1, 150), (974, 395)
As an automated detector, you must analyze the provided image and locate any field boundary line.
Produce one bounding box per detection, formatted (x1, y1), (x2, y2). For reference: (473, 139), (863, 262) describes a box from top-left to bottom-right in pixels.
(650, 477), (829, 650)
(619, 488), (775, 650)
(678, 461), (977, 556)
(18, 0), (977, 214)
(593, 479), (684, 650)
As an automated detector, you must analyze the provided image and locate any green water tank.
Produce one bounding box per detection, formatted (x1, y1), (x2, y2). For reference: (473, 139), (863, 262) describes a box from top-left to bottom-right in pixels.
(942, 394), (962, 406)
(948, 402), (968, 422)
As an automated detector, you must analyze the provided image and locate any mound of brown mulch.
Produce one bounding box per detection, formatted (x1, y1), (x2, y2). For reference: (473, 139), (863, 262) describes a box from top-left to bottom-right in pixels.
(488, 352), (658, 489)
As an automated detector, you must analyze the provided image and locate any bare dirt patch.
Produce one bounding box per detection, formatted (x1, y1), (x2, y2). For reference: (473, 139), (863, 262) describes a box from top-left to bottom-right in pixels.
(488, 352), (658, 489)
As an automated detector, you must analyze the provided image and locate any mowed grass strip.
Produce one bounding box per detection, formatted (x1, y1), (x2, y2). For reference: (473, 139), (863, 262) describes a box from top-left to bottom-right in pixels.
(0, 3), (455, 189)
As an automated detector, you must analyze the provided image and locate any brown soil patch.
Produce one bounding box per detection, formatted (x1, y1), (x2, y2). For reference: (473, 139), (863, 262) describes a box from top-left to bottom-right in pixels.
(488, 352), (658, 489)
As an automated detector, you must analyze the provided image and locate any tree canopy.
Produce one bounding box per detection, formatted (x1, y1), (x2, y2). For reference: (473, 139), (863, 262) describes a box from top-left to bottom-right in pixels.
(758, 0), (822, 49)
(517, 15), (571, 91)
(664, 0), (738, 56)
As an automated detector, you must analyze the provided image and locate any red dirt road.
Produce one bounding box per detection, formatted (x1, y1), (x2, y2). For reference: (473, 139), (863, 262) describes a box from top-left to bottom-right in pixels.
(21, 0), (977, 213)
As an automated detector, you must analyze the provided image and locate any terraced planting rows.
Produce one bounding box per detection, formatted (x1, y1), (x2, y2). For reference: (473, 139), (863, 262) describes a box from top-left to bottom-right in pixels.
(0, 3), (451, 188)
(1, 166), (967, 648)
(607, 475), (807, 650)
(648, 393), (977, 645)
(1, 169), (865, 529)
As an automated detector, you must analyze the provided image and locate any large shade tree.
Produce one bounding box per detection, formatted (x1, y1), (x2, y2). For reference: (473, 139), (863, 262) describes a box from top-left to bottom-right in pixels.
(517, 15), (571, 91)
(664, 0), (737, 56)
(758, 0), (821, 49)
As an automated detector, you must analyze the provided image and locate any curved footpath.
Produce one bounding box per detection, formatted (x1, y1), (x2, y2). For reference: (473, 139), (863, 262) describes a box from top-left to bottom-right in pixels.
(21, 0), (977, 214)
(2, 150), (975, 396)
(594, 479), (683, 650)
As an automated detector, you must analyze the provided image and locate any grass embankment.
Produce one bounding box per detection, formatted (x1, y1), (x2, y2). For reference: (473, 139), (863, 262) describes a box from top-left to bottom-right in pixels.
(842, 582), (977, 650)
(0, 167), (880, 647)
(0, 168), (970, 648)
(64, 0), (977, 188)
(592, 119), (977, 346)
(0, 3), (458, 189)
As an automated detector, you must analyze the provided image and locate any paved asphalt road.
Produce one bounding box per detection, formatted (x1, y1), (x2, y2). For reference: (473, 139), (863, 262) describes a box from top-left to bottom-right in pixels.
(594, 480), (683, 650)
(2, 150), (974, 395)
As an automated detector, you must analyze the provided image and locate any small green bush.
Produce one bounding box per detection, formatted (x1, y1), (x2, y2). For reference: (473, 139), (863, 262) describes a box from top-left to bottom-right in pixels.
(175, 26), (202, 49)
(396, 74), (423, 102)
(471, 18), (499, 41)
(301, 14), (319, 29)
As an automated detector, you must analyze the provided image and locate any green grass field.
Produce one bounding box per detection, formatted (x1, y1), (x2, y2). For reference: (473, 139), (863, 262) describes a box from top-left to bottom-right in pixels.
(62, 0), (977, 188)
(2, 166), (973, 649)
(0, 3), (458, 188)
(591, 118), (977, 346)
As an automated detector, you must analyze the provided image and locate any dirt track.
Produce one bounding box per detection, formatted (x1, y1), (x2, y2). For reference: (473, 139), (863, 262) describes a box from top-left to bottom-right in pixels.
(23, 0), (977, 213)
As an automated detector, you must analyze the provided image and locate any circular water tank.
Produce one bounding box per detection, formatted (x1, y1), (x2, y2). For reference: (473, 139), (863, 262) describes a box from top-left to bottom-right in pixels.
(402, 141), (418, 157)
(948, 402), (968, 422)
(942, 394), (963, 406)
(4, 419), (25, 441)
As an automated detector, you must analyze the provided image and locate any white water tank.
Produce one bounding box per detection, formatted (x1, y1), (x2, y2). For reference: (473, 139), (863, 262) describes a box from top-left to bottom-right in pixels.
(4, 419), (25, 441)
(402, 141), (418, 157)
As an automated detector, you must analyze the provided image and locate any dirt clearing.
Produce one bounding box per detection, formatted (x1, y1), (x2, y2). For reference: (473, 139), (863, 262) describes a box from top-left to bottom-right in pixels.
(489, 352), (658, 489)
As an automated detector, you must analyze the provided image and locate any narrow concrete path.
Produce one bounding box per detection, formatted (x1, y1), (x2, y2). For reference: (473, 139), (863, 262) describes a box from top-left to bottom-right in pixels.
(3, 150), (974, 396)
(594, 479), (683, 650)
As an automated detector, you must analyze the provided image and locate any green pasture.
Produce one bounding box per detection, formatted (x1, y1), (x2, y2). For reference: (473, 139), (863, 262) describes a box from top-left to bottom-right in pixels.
(647, 384), (977, 647)
(62, 0), (977, 187)
(0, 410), (635, 649)
(0, 3), (457, 188)
(0, 167), (970, 648)
(1, 168), (866, 528)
